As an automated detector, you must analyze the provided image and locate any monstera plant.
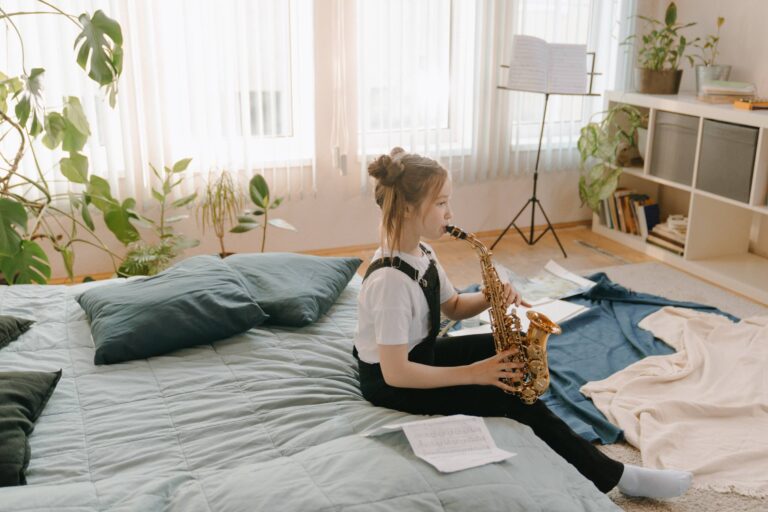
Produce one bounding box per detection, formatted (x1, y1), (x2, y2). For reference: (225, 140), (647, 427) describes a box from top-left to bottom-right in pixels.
(0, 4), (143, 283)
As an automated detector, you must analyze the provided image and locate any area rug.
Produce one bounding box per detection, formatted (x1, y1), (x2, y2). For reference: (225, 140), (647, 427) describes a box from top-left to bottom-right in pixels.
(585, 262), (767, 511)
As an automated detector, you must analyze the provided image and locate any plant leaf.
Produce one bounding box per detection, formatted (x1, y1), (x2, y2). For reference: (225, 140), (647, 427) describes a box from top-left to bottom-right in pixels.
(0, 197), (27, 257)
(104, 207), (140, 245)
(268, 218), (297, 231)
(172, 158), (192, 173)
(0, 240), (50, 284)
(172, 193), (197, 208)
(63, 96), (91, 136)
(249, 174), (269, 208)
(60, 153), (89, 184)
(230, 222), (260, 233)
(81, 202), (95, 231)
(75, 10), (123, 87)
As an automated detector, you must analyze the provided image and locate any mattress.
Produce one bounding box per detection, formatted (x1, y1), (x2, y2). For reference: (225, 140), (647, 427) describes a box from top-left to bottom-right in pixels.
(0, 276), (618, 511)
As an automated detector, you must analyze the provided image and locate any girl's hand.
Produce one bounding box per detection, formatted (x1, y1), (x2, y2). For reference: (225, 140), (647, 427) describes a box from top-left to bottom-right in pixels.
(501, 282), (531, 308)
(467, 349), (525, 392)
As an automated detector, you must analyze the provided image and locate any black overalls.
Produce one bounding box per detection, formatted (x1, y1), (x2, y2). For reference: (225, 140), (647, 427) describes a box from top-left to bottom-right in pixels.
(354, 247), (624, 493)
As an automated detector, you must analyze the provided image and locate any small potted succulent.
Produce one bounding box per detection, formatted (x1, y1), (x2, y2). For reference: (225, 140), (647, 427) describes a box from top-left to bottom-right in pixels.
(626, 2), (697, 94)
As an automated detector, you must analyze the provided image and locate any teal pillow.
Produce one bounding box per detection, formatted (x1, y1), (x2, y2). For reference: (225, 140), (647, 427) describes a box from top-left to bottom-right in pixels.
(0, 370), (61, 486)
(77, 255), (268, 365)
(224, 253), (361, 326)
(0, 316), (34, 350)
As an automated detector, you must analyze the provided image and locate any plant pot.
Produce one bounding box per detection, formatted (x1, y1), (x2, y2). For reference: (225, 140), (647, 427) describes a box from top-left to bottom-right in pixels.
(637, 127), (648, 161)
(695, 64), (731, 93)
(635, 68), (683, 94)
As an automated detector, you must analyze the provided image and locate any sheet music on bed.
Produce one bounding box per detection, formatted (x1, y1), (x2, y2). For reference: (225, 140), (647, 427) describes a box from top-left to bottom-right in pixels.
(364, 415), (516, 473)
(506, 35), (587, 94)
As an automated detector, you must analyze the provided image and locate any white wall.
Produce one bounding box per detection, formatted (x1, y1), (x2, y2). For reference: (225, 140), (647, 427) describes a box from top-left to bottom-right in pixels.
(637, 0), (768, 94)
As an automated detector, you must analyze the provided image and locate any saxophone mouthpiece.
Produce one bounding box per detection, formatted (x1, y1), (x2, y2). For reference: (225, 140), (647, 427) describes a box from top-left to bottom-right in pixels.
(445, 225), (467, 239)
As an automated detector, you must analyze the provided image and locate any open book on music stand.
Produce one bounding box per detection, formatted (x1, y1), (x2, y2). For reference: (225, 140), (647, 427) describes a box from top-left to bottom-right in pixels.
(491, 35), (600, 257)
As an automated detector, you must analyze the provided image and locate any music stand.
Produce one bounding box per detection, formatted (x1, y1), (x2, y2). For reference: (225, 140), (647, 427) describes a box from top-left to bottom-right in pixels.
(490, 52), (601, 258)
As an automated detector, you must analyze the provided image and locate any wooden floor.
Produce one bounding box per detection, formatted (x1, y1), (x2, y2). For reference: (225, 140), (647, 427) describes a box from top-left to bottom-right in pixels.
(307, 222), (654, 289)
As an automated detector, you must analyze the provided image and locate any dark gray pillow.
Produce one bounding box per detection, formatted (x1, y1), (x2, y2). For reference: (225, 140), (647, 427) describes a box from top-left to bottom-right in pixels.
(0, 370), (61, 486)
(0, 316), (34, 350)
(77, 255), (268, 365)
(223, 253), (361, 327)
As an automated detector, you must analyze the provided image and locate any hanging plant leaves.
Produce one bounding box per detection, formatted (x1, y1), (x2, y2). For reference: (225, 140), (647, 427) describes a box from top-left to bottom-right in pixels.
(0, 240), (50, 284)
(60, 153), (89, 184)
(74, 10), (123, 88)
(104, 207), (140, 245)
(63, 96), (91, 136)
(0, 198), (27, 257)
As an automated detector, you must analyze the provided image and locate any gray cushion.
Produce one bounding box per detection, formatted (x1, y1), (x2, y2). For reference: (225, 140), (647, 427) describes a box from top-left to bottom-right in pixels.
(0, 316), (34, 350)
(0, 370), (61, 486)
(77, 255), (268, 365)
(224, 253), (361, 326)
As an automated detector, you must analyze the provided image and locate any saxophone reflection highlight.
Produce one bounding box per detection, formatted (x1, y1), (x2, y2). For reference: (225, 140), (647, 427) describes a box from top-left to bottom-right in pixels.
(446, 225), (561, 404)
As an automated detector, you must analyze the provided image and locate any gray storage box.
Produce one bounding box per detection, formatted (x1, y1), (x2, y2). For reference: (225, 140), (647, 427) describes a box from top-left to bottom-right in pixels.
(696, 119), (758, 203)
(650, 111), (698, 185)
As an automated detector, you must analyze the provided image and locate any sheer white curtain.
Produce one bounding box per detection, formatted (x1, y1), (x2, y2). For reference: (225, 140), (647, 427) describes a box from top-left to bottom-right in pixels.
(355, 0), (635, 187)
(1, 0), (315, 209)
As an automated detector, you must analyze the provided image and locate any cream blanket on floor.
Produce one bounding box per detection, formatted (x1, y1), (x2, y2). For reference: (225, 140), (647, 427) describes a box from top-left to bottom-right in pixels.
(581, 307), (768, 497)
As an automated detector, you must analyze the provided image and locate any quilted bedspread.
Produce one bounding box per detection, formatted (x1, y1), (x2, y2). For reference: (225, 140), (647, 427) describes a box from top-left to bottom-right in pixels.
(0, 277), (617, 511)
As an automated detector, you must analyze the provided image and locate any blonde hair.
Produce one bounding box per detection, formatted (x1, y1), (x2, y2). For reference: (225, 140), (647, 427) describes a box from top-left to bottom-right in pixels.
(368, 147), (448, 253)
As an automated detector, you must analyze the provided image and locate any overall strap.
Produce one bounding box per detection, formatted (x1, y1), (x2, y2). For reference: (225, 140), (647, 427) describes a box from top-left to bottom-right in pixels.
(354, 248), (441, 361)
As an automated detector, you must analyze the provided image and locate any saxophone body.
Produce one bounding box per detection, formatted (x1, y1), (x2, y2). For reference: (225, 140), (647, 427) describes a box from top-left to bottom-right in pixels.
(446, 225), (562, 405)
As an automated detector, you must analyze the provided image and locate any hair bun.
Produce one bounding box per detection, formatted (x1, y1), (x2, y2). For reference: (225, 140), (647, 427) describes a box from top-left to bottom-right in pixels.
(368, 150), (406, 186)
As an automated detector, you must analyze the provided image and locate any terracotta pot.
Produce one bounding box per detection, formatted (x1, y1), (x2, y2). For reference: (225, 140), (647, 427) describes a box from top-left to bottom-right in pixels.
(635, 68), (683, 94)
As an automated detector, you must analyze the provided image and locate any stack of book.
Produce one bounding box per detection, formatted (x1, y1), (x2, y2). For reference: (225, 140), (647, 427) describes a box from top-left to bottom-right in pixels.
(646, 215), (687, 255)
(698, 80), (756, 104)
(599, 188), (660, 238)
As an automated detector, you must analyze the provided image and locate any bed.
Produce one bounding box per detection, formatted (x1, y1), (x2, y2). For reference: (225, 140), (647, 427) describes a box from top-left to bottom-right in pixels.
(0, 272), (619, 511)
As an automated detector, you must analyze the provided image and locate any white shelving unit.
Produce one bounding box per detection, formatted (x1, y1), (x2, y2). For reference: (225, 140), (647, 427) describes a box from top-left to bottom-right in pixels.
(594, 91), (768, 305)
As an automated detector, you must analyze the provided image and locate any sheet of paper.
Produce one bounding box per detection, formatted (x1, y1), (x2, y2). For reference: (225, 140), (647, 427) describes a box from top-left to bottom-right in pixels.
(505, 36), (587, 94)
(498, 260), (596, 303)
(474, 300), (586, 332)
(545, 43), (587, 94)
(505, 35), (548, 92)
(364, 415), (515, 473)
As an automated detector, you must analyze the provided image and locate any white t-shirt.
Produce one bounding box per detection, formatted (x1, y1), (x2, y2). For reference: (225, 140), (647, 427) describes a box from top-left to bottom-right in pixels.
(353, 244), (457, 364)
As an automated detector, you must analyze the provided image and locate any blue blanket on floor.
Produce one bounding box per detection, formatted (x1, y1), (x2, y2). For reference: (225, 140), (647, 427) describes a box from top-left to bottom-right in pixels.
(540, 272), (738, 444)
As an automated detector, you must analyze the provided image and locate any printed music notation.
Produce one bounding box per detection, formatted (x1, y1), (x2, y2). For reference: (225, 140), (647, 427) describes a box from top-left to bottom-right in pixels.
(364, 415), (516, 473)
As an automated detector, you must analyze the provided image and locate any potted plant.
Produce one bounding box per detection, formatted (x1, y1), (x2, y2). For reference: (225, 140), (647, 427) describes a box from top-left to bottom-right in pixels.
(117, 158), (198, 276)
(231, 174), (296, 252)
(693, 16), (729, 93)
(0, 6), (129, 283)
(577, 104), (643, 214)
(627, 2), (697, 94)
(197, 170), (243, 258)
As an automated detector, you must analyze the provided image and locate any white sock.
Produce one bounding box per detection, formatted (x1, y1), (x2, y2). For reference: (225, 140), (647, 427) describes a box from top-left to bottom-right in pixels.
(617, 464), (693, 499)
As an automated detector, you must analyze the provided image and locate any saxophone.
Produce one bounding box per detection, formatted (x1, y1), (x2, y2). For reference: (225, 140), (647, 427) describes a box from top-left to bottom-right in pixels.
(446, 225), (562, 405)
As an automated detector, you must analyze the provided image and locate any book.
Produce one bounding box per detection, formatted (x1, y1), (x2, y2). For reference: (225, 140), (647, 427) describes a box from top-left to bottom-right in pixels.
(646, 234), (685, 255)
(634, 201), (659, 239)
(652, 223), (686, 244)
(699, 80), (756, 96)
(505, 35), (587, 94)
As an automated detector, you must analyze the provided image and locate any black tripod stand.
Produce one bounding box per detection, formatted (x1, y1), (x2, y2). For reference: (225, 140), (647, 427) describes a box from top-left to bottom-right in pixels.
(490, 93), (567, 256)
(490, 54), (600, 257)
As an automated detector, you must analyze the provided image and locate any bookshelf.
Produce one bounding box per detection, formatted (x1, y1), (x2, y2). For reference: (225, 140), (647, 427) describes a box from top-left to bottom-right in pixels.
(594, 91), (768, 305)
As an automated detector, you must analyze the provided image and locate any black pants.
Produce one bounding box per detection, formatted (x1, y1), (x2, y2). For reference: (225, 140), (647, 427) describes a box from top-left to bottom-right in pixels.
(358, 333), (624, 493)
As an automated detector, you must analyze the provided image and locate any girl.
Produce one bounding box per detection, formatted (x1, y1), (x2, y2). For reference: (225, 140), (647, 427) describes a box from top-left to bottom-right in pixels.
(353, 147), (693, 499)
